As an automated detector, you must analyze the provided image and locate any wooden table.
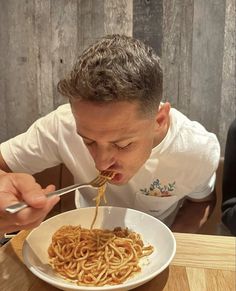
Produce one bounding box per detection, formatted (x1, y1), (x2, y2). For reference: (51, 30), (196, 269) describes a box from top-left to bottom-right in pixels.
(0, 231), (235, 291)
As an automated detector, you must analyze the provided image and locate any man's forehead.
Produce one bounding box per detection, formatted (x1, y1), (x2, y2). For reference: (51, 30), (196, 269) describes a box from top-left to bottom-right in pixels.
(71, 100), (145, 122)
(75, 116), (141, 138)
(70, 99), (157, 141)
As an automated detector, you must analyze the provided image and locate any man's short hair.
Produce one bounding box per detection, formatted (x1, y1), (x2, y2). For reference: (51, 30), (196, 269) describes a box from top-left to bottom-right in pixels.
(58, 34), (163, 116)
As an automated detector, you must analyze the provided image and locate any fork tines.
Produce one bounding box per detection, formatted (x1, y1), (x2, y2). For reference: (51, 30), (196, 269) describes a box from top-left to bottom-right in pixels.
(100, 171), (115, 180)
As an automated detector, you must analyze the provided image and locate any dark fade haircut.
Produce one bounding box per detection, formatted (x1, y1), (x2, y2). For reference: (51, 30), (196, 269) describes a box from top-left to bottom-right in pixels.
(57, 34), (163, 116)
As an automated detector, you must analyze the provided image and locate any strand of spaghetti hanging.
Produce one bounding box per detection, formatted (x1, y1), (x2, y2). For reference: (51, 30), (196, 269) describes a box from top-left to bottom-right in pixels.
(90, 171), (115, 229)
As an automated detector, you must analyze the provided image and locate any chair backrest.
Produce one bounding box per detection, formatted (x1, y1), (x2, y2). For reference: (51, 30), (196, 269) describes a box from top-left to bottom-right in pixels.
(198, 157), (224, 235)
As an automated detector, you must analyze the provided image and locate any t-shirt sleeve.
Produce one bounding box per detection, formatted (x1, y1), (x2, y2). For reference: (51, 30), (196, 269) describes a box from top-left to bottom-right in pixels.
(187, 173), (216, 200)
(185, 127), (221, 200)
(0, 110), (62, 174)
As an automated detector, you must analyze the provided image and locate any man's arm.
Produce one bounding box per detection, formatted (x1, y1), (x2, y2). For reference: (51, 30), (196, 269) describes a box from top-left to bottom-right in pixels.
(170, 192), (216, 233)
(0, 152), (12, 172)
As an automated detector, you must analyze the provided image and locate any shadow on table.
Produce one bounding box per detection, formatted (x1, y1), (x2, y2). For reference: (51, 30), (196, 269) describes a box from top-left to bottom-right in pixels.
(134, 267), (170, 290)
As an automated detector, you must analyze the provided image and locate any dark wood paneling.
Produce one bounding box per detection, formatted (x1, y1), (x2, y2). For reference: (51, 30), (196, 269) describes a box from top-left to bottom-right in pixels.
(0, 0), (8, 141)
(0, 0), (235, 153)
(162, 0), (235, 153)
(104, 0), (133, 35)
(218, 0), (236, 152)
(190, 0), (226, 134)
(0, 0), (39, 138)
(133, 0), (163, 56)
(163, 0), (194, 117)
(51, 0), (78, 108)
(77, 0), (105, 56)
(34, 0), (54, 117)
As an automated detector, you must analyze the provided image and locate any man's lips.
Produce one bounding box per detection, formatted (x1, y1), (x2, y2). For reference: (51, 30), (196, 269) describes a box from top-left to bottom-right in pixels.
(111, 173), (123, 183)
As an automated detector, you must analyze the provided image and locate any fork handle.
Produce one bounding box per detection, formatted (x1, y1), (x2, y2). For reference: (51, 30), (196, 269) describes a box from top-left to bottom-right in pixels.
(5, 183), (92, 214)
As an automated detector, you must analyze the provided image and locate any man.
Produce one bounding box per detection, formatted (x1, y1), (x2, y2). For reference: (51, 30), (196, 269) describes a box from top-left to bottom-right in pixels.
(0, 170), (59, 235)
(0, 34), (220, 233)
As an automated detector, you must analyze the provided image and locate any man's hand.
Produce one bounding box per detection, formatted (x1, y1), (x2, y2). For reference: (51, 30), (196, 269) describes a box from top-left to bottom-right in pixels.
(170, 193), (216, 233)
(0, 171), (60, 234)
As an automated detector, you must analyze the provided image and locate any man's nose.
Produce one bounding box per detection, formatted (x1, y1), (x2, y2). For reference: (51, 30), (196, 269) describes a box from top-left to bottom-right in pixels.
(93, 146), (116, 171)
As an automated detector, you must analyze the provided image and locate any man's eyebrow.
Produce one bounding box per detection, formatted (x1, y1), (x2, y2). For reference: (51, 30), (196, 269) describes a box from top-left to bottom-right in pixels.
(77, 131), (134, 143)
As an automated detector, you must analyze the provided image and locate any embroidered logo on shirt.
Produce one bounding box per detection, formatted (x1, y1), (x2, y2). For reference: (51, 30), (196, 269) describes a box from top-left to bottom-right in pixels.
(140, 179), (176, 197)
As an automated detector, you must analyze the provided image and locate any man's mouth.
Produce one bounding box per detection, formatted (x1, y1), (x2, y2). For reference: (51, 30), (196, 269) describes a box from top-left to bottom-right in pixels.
(110, 173), (123, 183)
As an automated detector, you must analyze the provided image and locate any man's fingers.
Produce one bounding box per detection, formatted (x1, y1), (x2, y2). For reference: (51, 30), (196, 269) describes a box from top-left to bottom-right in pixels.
(21, 184), (56, 208)
(0, 172), (60, 234)
(0, 195), (60, 233)
(45, 184), (56, 193)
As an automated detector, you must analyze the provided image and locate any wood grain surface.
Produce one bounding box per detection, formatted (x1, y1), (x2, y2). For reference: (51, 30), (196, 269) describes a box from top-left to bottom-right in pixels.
(0, 231), (235, 291)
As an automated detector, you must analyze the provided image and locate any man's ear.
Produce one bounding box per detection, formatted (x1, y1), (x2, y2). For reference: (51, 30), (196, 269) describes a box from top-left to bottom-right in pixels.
(155, 102), (171, 129)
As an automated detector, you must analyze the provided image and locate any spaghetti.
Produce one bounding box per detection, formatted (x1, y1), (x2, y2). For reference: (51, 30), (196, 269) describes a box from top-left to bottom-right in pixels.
(48, 172), (154, 286)
(90, 171), (114, 229)
(90, 183), (107, 229)
(48, 225), (153, 286)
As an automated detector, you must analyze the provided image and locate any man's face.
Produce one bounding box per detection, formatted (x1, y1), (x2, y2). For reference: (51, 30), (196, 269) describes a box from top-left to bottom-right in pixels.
(71, 100), (165, 185)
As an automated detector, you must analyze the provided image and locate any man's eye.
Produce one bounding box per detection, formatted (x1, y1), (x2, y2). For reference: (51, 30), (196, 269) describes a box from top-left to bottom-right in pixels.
(84, 141), (94, 146)
(115, 143), (132, 150)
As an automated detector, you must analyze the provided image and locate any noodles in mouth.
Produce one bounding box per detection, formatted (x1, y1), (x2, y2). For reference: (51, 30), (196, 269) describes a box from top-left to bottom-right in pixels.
(48, 226), (154, 286)
(48, 174), (154, 286)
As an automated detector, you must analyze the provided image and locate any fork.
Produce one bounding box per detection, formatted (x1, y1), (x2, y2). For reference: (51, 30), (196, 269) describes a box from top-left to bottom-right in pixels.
(5, 171), (115, 214)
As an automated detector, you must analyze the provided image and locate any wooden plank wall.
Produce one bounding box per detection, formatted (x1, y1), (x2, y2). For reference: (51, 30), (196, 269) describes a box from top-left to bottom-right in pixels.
(0, 0), (235, 154)
(0, 0), (132, 141)
(162, 0), (235, 154)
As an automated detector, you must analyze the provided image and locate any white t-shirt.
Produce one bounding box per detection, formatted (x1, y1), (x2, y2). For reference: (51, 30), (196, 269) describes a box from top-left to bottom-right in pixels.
(0, 104), (220, 226)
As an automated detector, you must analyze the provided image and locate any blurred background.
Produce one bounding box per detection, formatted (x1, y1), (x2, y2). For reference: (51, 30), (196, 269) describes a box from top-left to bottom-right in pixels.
(0, 0), (235, 154)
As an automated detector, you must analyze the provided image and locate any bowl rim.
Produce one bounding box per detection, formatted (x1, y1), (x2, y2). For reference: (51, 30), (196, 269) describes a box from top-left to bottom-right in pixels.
(23, 206), (176, 291)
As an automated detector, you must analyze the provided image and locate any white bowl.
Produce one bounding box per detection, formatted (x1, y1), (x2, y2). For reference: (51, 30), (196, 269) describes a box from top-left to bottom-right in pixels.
(23, 206), (176, 291)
